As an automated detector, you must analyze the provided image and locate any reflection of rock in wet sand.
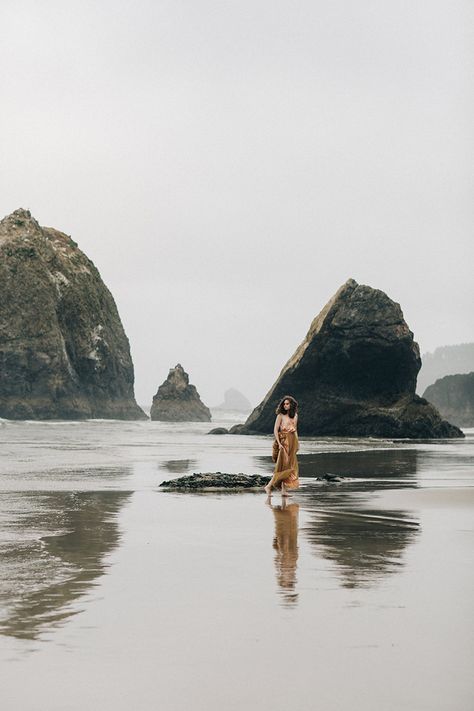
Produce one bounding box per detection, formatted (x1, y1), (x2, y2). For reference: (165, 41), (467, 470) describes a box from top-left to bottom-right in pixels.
(298, 448), (419, 481)
(268, 501), (299, 606)
(162, 459), (198, 474)
(304, 502), (419, 589)
(0, 489), (131, 639)
(298, 448), (420, 588)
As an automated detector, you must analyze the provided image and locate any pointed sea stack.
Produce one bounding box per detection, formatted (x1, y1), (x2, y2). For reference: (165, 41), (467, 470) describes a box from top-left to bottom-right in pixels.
(243, 279), (463, 438)
(150, 364), (211, 421)
(0, 209), (147, 420)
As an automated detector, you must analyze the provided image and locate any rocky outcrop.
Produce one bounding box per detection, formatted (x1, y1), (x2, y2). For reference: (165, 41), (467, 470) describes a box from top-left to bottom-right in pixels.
(160, 472), (270, 489)
(150, 364), (211, 421)
(207, 424), (247, 435)
(243, 279), (463, 438)
(423, 373), (474, 428)
(215, 388), (252, 412)
(229, 423), (246, 434)
(0, 209), (146, 420)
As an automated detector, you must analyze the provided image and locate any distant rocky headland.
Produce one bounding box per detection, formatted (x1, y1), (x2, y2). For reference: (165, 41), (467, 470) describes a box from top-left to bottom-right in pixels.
(150, 364), (211, 421)
(423, 373), (474, 428)
(241, 279), (463, 438)
(0, 209), (146, 420)
(417, 343), (474, 394)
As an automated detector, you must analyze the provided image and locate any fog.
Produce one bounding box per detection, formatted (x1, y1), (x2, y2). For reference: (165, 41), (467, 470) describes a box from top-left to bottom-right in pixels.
(1, 1), (472, 407)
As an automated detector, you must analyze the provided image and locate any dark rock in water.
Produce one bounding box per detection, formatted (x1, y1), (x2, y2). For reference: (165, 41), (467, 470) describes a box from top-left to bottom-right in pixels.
(208, 427), (229, 434)
(228, 423), (246, 434)
(317, 473), (343, 483)
(160, 472), (271, 489)
(0, 209), (147, 420)
(215, 388), (252, 412)
(242, 279), (463, 439)
(423, 373), (474, 428)
(150, 364), (211, 422)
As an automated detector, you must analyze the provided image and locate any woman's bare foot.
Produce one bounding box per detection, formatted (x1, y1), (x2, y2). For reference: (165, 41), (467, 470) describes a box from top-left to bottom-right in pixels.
(264, 484), (272, 495)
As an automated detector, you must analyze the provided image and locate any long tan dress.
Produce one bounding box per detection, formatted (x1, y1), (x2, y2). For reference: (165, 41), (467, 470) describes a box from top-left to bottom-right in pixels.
(272, 423), (299, 490)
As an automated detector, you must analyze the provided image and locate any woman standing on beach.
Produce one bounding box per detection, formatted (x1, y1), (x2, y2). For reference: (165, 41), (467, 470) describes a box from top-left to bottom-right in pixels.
(264, 396), (299, 497)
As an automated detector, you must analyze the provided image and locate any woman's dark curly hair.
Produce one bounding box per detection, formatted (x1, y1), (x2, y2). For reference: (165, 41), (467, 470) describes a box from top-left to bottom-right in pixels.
(276, 395), (298, 419)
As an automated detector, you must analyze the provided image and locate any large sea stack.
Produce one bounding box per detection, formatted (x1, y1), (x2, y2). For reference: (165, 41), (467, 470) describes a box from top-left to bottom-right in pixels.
(243, 279), (463, 438)
(0, 209), (146, 420)
(150, 364), (211, 421)
(423, 373), (474, 428)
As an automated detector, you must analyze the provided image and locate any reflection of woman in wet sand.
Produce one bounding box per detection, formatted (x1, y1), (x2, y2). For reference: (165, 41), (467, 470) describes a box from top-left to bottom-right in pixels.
(267, 499), (300, 605)
(264, 396), (299, 497)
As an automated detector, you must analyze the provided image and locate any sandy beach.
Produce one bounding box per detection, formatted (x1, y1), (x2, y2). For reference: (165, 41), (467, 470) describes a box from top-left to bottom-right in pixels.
(0, 418), (473, 711)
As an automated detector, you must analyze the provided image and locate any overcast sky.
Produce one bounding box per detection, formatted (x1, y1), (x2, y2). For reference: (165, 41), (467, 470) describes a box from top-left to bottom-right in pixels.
(1, 0), (473, 407)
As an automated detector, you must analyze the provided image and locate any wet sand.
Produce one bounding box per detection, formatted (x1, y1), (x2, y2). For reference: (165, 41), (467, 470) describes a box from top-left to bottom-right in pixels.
(0, 420), (473, 710)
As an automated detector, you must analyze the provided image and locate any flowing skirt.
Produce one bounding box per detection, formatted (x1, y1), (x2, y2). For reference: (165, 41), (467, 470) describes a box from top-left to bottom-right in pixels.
(273, 431), (299, 489)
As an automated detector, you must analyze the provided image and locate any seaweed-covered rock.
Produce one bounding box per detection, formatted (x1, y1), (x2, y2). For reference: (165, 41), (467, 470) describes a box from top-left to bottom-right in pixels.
(150, 364), (211, 421)
(243, 279), (463, 438)
(0, 209), (146, 420)
(208, 427), (229, 434)
(160, 472), (270, 489)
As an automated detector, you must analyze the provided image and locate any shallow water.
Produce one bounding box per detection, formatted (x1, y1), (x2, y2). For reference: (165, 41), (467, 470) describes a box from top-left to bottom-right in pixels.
(1, 417), (473, 710)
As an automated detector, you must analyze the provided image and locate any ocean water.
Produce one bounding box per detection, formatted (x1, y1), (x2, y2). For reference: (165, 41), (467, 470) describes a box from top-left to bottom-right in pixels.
(0, 415), (473, 711)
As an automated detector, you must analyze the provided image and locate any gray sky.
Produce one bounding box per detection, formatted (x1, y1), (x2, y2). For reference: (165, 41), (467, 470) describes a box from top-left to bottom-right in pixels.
(1, 0), (473, 407)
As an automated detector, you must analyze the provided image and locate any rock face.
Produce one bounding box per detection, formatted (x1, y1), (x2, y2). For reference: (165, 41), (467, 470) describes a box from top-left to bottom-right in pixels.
(423, 373), (474, 428)
(215, 388), (252, 412)
(160, 472), (270, 489)
(0, 209), (146, 420)
(243, 279), (463, 438)
(150, 364), (211, 421)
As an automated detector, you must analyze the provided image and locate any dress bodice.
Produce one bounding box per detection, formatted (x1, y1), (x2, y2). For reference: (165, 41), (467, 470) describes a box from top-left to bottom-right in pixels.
(280, 416), (297, 433)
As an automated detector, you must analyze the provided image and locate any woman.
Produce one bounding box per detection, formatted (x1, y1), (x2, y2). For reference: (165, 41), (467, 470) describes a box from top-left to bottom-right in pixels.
(264, 396), (299, 497)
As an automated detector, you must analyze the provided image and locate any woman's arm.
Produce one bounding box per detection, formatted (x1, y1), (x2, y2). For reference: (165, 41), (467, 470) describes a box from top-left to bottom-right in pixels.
(274, 414), (283, 447)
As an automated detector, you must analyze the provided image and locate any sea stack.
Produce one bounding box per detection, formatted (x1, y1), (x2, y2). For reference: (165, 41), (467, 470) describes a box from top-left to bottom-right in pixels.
(216, 388), (252, 412)
(150, 364), (211, 422)
(243, 279), (463, 438)
(0, 209), (146, 420)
